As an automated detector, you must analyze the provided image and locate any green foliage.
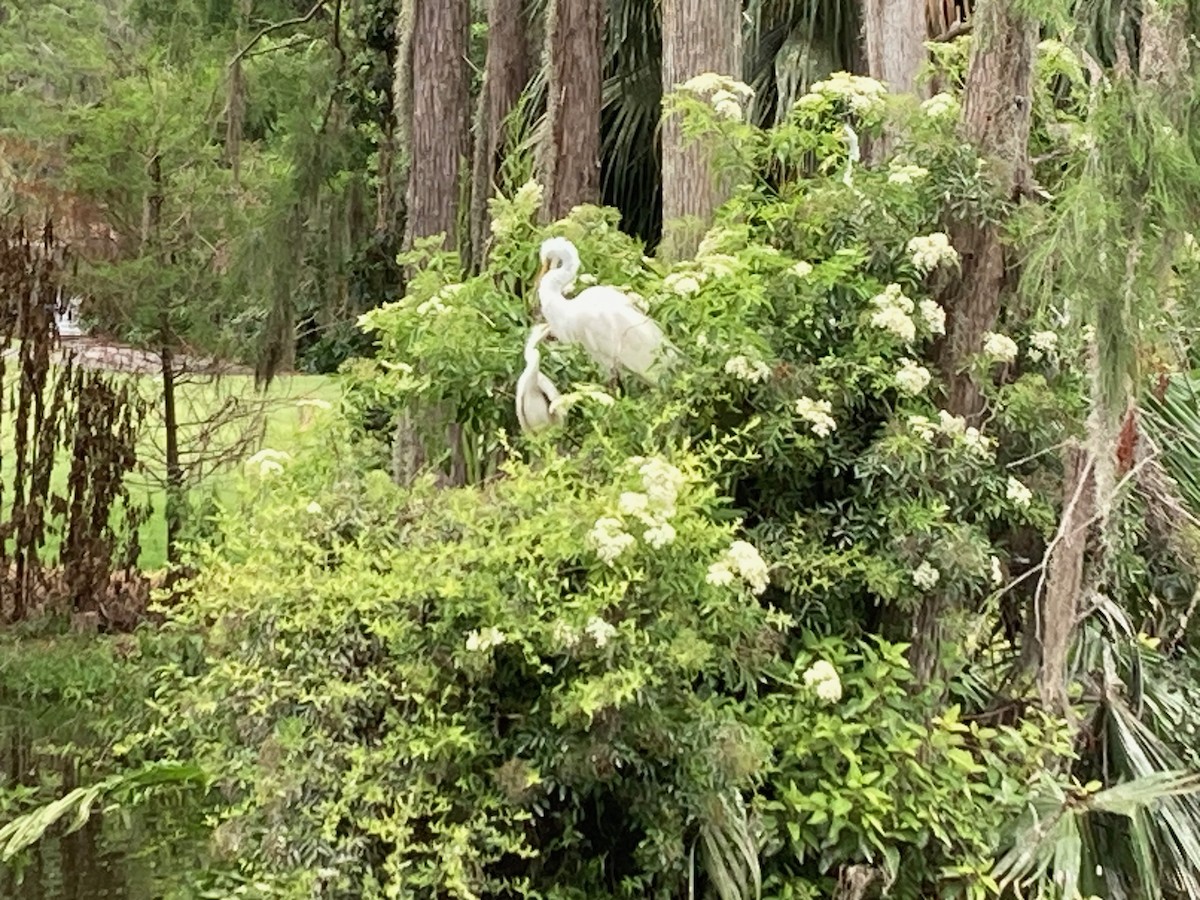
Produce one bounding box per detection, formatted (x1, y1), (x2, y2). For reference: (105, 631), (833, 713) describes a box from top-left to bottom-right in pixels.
(99, 76), (1094, 898)
(754, 639), (1072, 899)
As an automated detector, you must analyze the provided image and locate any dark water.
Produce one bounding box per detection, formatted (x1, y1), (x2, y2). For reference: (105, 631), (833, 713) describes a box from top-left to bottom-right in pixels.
(0, 704), (207, 900)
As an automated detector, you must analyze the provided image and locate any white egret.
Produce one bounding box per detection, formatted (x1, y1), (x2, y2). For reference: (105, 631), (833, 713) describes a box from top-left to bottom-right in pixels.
(516, 323), (565, 433)
(535, 237), (675, 384)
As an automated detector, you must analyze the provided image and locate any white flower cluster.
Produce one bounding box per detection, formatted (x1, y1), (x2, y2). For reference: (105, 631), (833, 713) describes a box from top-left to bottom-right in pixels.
(707, 539), (771, 595)
(907, 415), (937, 441)
(679, 72), (755, 122)
(588, 457), (688, 565)
(588, 516), (636, 564)
(888, 162), (930, 185)
(1026, 330), (1058, 362)
(907, 232), (959, 273)
(697, 252), (741, 279)
(912, 560), (941, 590)
(906, 412), (995, 459)
(1006, 476), (1033, 508)
(466, 626), (506, 653)
(725, 355), (772, 384)
(869, 283), (917, 343)
(246, 448), (290, 479)
(490, 179), (543, 236)
(982, 331), (1019, 363)
(663, 271), (703, 296)
(990, 555), (1004, 587)
(697, 226), (744, 257)
(919, 299), (946, 335)
(585, 616), (617, 648)
(416, 283), (465, 316)
(803, 660), (843, 704)
(790, 260), (814, 278)
(797, 72), (887, 118)
(921, 92), (960, 121)
(894, 358), (932, 396)
(794, 396), (837, 438)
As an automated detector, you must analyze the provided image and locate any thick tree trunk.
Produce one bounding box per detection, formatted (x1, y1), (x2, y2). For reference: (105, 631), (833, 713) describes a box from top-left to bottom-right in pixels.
(862, 0), (926, 91)
(469, 0), (530, 269)
(659, 0), (742, 260)
(933, 1), (1036, 425)
(909, 0), (1037, 686)
(862, 0), (928, 160)
(402, 0), (470, 252)
(541, 0), (604, 222)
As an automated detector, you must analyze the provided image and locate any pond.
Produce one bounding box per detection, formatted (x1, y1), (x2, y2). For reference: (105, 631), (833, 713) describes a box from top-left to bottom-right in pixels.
(0, 700), (210, 900)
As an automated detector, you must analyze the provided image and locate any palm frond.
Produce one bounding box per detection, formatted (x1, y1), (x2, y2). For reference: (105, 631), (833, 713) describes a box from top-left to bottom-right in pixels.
(697, 791), (762, 900)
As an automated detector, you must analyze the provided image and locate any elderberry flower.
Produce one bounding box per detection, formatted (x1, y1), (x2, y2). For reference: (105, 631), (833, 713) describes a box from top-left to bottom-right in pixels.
(465, 627), (506, 653)
(907, 232), (959, 273)
(725, 355), (772, 383)
(803, 660), (843, 704)
(912, 561), (941, 590)
(589, 516), (635, 565)
(795, 396), (837, 438)
(919, 299), (947, 335)
(1006, 476), (1033, 508)
(894, 358), (932, 395)
(982, 331), (1019, 363)
(585, 616), (617, 648)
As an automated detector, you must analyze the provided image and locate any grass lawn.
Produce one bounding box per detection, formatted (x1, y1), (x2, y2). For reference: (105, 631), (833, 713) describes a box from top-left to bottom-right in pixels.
(2, 367), (342, 571)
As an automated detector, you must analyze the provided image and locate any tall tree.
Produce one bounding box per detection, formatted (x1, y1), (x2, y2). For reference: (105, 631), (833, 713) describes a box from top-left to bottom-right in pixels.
(469, 0), (530, 268)
(910, 0), (1038, 684)
(862, 0), (927, 158)
(400, 0), (471, 251)
(659, 0), (742, 260)
(540, 0), (604, 222)
(862, 0), (926, 94)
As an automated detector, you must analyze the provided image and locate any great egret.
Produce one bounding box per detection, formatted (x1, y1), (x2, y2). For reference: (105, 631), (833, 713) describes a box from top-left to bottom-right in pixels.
(516, 323), (565, 433)
(535, 237), (674, 383)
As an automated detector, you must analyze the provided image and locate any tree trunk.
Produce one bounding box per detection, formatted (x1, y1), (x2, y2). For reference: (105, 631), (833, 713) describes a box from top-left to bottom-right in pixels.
(1039, 443), (1094, 719)
(659, 0), (742, 260)
(469, 0), (530, 269)
(932, 0), (1036, 425)
(148, 152), (183, 565)
(402, 0), (470, 252)
(862, 0), (928, 159)
(909, 0), (1037, 686)
(540, 0), (604, 222)
(862, 0), (927, 95)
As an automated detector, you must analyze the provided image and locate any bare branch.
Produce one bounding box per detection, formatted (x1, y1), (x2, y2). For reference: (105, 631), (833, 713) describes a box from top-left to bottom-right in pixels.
(230, 0), (329, 68)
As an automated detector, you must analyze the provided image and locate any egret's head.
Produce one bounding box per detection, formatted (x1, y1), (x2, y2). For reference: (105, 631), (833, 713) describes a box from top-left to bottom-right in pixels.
(537, 237), (581, 285)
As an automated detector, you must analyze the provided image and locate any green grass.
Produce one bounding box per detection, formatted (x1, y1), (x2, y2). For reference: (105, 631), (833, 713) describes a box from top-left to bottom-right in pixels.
(2, 369), (341, 571)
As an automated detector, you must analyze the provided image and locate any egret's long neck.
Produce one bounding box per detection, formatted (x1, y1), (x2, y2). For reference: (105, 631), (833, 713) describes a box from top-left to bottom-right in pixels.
(523, 335), (543, 369)
(538, 269), (574, 322)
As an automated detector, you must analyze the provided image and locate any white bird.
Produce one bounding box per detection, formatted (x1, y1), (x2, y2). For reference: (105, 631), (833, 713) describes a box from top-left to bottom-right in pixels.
(535, 237), (675, 384)
(516, 322), (565, 433)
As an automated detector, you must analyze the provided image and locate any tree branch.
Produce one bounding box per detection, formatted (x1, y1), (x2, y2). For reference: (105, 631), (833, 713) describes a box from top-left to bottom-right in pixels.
(230, 0), (330, 67)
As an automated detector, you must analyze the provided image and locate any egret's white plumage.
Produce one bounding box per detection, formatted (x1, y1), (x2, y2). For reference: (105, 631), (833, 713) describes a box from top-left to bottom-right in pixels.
(536, 237), (675, 383)
(516, 322), (564, 433)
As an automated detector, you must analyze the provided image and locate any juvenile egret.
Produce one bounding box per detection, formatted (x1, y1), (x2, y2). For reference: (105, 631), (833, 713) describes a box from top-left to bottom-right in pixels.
(516, 323), (565, 433)
(536, 237), (674, 383)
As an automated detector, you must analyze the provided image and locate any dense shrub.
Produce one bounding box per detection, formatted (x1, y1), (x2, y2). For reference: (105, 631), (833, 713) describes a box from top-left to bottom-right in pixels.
(109, 63), (1101, 898)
